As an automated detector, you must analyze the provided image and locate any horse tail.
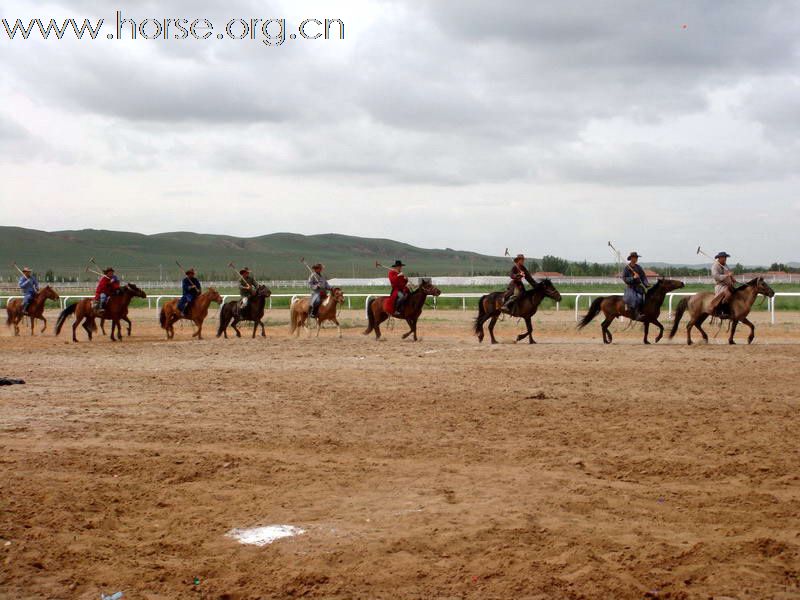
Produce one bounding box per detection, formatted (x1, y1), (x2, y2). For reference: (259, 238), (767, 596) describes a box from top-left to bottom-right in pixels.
(473, 295), (488, 335)
(159, 305), (167, 329)
(55, 303), (77, 336)
(577, 297), (604, 330)
(669, 298), (689, 339)
(216, 303), (230, 337)
(363, 298), (376, 335)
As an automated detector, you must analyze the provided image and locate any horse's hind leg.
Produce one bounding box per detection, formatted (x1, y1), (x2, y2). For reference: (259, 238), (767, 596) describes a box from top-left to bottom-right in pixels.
(402, 319), (414, 339)
(741, 317), (755, 344)
(231, 319), (242, 338)
(487, 314), (500, 344)
(72, 318), (80, 343)
(643, 321), (650, 344)
(695, 315), (709, 343)
(728, 320), (739, 345)
(601, 317), (614, 344)
(653, 319), (665, 343)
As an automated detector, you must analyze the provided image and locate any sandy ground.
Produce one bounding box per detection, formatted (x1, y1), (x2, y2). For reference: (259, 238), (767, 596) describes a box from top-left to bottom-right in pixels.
(1, 308), (799, 600)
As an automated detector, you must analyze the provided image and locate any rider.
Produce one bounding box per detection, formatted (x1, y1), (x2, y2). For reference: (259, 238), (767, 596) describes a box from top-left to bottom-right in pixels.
(308, 263), (331, 318)
(388, 260), (409, 316)
(94, 267), (121, 316)
(18, 267), (39, 315)
(238, 267), (258, 311)
(622, 251), (649, 320)
(708, 251), (736, 318)
(178, 267), (201, 317)
(502, 254), (536, 312)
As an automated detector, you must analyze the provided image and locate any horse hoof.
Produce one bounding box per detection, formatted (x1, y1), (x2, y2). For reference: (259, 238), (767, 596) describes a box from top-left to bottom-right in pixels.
(644, 341), (651, 345)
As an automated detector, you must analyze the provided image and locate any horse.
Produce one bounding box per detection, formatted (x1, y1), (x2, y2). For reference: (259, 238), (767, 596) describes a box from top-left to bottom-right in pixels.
(159, 288), (223, 340)
(669, 277), (774, 345)
(5, 286), (60, 336)
(289, 287), (345, 338)
(363, 278), (442, 341)
(473, 279), (562, 344)
(577, 278), (685, 344)
(54, 283), (147, 342)
(217, 284), (272, 338)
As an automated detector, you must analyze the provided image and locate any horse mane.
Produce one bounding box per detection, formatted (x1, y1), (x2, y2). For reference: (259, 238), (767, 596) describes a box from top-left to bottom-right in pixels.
(735, 276), (761, 292)
(645, 278), (663, 298)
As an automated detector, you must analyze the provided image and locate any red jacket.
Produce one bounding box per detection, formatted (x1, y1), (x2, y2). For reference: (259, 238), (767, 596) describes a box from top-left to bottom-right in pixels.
(385, 269), (409, 312)
(95, 275), (120, 299)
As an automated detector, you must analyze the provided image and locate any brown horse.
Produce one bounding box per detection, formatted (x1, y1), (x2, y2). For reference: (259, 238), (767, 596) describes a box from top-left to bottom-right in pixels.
(55, 283), (147, 342)
(473, 279), (562, 344)
(6, 286), (60, 336)
(669, 277), (774, 345)
(578, 278), (685, 344)
(289, 287), (345, 338)
(159, 288), (223, 340)
(363, 278), (441, 341)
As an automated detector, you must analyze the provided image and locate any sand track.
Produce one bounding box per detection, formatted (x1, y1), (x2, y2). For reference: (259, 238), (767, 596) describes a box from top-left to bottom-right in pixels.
(1, 309), (799, 599)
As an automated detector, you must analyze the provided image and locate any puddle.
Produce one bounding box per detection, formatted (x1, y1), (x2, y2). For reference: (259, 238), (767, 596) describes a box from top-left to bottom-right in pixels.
(226, 525), (305, 546)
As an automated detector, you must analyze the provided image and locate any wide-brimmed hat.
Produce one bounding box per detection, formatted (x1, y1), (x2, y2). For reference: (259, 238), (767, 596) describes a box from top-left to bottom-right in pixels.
(627, 252), (640, 260)
(21, 266), (32, 273)
(514, 254), (525, 262)
(103, 266), (115, 273)
(391, 260), (405, 267)
(239, 267), (250, 274)
(312, 263), (324, 270)
(715, 251), (731, 259)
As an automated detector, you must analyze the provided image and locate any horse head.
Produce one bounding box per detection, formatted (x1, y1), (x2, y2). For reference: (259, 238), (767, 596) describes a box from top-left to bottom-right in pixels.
(125, 283), (147, 298)
(42, 286), (60, 301)
(754, 277), (775, 298)
(256, 284), (272, 298)
(331, 287), (345, 303)
(537, 278), (562, 302)
(207, 287), (223, 304)
(417, 277), (441, 297)
(661, 278), (685, 292)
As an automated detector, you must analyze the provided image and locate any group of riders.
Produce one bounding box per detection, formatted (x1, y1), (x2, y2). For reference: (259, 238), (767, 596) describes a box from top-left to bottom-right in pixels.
(14, 249), (740, 322)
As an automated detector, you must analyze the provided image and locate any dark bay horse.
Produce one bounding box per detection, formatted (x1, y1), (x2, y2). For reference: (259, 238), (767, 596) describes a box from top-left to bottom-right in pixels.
(578, 278), (685, 344)
(669, 277), (774, 345)
(473, 279), (562, 344)
(55, 283), (147, 342)
(6, 286), (60, 336)
(217, 284), (272, 338)
(363, 278), (441, 341)
(160, 288), (223, 340)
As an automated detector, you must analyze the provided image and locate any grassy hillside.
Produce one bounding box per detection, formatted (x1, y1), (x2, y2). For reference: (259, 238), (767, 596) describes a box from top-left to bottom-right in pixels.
(0, 227), (512, 280)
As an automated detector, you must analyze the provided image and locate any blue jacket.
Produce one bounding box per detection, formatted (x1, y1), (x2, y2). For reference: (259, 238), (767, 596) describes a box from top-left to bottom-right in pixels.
(19, 275), (39, 298)
(622, 263), (648, 308)
(182, 277), (201, 299)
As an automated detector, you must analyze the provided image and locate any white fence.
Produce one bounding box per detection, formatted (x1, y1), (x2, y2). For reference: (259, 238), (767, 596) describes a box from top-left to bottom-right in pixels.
(0, 292), (797, 325)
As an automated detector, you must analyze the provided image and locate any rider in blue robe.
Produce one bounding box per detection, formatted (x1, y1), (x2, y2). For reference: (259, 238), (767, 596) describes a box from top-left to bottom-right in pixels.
(622, 252), (649, 319)
(178, 268), (201, 316)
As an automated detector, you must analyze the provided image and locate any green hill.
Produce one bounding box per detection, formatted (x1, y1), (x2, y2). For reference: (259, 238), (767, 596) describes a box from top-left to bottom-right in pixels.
(0, 227), (511, 281)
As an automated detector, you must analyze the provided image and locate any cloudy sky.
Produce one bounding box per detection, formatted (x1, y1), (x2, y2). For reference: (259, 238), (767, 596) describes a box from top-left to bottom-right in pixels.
(1, 0), (798, 263)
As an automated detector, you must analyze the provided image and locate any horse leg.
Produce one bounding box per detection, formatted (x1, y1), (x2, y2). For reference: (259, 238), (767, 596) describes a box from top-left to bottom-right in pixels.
(728, 320), (739, 345)
(30, 316), (35, 336)
(374, 314), (387, 340)
(39, 316), (47, 334)
(333, 317), (342, 339)
(260, 320), (266, 337)
(741, 317), (756, 344)
(232, 319), (242, 338)
(402, 319), (414, 339)
(653, 319), (665, 343)
(601, 317), (614, 344)
(196, 321), (203, 340)
(72, 317), (80, 343)
(643, 321), (650, 344)
(100, 319), (106, 335)
(526, 317), (535, 344)
(110, 320), (117, 341)
(694, 315), (709, 343)
(124, 316), (132, 336)
(252, 320), (257, 338)
(488, 314), (500, 344)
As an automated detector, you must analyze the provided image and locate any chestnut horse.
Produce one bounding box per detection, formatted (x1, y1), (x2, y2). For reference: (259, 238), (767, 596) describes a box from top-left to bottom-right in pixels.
(363, 278), (441, 341)
(289, 287), (345, 338)
(473, 279), (562, 344)
(669, 277), (774, 345)
(159, 288), (222, 340)
(217, 284), (272, 339)
(578, 278), (685, 344)
(6, 286), (60, 336)
(55, 283), (147, 342)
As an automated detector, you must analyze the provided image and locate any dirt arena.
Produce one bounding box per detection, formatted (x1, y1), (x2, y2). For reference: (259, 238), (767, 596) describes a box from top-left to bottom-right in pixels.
(1, 308), (799, 600)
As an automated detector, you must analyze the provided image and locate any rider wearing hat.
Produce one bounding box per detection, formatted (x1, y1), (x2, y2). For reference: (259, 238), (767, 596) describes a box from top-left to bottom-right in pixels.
(178, 268), (201, 317)
(308, 263), (331, 318)
(388, 260), (409, 315)
(502, 254), (536, 312)
(94, 267), (120, 316)
(18, 267), (39, 316)
(238, 267), (258, 310)
(709, 251), (736, 318)
(622, 252), (649, 320)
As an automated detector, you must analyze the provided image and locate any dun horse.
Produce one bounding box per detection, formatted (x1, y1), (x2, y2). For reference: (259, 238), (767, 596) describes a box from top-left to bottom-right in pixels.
(217, 284), (272, 338)
(363, 278), (441, 341)
(473, 279), (562, 344)
(669, 277), (774, 345)
(5, 286), (60, 336)
(289, 287), (345, 338)
(577, 278), (685, 344)
(54, 283), (147, 342)
(159, 288), (222, 340)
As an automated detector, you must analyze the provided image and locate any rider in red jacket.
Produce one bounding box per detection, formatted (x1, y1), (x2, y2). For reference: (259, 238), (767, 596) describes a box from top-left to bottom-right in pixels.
(387, 260), (409, 315)
(94, 266), (121, 315)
